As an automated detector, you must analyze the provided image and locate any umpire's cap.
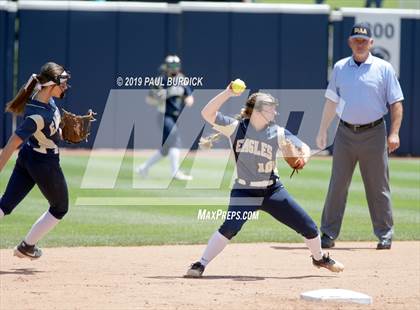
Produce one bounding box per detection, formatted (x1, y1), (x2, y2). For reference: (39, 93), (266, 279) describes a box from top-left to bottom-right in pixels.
(350, 22), (372, 40)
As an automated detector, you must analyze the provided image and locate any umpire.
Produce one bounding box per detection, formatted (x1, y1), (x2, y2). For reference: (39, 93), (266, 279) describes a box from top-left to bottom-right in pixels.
(316, 22), (404, 250)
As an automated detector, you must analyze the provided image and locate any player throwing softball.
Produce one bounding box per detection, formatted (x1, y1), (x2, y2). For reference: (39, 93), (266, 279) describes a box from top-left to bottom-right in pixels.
(0, 62), (71, 259)
(185, 82), (344, 277)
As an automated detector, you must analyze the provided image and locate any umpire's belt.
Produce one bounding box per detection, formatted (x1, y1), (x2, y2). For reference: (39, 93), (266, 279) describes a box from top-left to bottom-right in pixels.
(340, 117), (383, 132)
(237, 178), (274, 187)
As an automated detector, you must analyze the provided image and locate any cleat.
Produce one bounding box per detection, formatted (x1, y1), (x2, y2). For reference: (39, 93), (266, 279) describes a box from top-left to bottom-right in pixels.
(13, 240), (42, 260)
(136, 165), (148, 178)
(376, 239), (392, 250)
(174, 171), (193, 181)
(321, 233), (335, 249)
(312, 253), (344, 273)
(184, 262), (205, 278)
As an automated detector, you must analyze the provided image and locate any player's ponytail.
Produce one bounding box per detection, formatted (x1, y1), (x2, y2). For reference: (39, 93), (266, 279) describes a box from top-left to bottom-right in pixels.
(238, 106), (253, 120)
(5, 74), (40, 115)
(6, 62), (65, 115)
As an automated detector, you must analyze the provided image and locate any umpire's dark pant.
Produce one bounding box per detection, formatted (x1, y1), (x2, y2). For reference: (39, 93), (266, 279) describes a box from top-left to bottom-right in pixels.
(0, 146), (68, 219)
(219, 182), (319, 240)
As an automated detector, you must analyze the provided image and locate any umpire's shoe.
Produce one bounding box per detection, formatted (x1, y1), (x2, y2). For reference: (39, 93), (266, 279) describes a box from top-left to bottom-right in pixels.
(13, 240), (43, 260)
(312, 253), (344, 273)
(377, 239), (392, 250)
(184, 262), (205, 278)
(321, 233), (335, 248)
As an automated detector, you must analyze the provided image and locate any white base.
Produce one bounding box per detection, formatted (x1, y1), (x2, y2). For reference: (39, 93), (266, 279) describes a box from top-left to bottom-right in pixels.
(300, 289), (372, 305)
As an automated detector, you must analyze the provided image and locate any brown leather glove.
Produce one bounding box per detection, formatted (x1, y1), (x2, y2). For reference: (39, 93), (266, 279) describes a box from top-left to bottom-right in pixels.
(60, 109), (96, 144)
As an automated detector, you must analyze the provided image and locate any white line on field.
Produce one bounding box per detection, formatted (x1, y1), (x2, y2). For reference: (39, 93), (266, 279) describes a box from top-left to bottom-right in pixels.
(76, 197), (232, 206)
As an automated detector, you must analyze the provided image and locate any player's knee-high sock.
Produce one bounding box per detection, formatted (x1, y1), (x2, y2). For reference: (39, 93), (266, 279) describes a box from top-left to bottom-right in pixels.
(199, 231), (229, 266)
(169, 148), (180, 176)
(304, 234), (323, 260)
(24, 211), (60, 245)
(0, 208), (4, 219)
(141, 151), (163, 170)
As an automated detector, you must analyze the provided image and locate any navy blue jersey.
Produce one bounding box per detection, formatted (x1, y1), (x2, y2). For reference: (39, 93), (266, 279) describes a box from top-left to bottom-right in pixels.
(213, 112), (306, 184)
(15, 99), (61, 154)
(162, 74), (192, 117)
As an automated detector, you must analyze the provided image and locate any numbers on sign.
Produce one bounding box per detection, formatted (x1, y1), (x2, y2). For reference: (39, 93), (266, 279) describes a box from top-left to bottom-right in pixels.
(366, 22), (394, 39)
(384, 24), (394, 39)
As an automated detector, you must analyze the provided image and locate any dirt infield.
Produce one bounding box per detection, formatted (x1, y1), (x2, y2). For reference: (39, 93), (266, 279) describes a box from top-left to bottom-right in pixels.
(1, 242), (419, 310)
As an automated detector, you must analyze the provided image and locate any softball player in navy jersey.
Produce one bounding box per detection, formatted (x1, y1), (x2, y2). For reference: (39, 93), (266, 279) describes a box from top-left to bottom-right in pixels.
(0, 62), (70, 259)
(137, 55), (194, 181)
(186, 84), (344, 277)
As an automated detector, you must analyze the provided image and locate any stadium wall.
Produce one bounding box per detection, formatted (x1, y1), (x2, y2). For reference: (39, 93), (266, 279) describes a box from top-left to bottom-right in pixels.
(1, 2), (419, 155)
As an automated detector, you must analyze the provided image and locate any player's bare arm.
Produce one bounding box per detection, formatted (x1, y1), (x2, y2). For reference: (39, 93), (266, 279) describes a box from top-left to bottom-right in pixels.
(184, 95), (194, 107)
(201, 84), (239, 124)
(0, 134), (23, 173)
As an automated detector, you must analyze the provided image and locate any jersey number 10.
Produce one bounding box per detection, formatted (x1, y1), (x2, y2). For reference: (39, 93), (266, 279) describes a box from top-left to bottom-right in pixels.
(257, 161), (274, 173)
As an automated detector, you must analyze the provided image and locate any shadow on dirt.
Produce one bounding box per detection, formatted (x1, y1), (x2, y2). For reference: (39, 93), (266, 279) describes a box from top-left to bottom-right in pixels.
(146, 274), (335, 282)
(0, 268), (44, 275)
(271, 246), (374, 251)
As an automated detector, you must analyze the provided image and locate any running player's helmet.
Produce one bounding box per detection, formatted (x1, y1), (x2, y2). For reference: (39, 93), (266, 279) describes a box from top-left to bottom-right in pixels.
(246, 93), (278, 111)
(163, 55), (181, 76)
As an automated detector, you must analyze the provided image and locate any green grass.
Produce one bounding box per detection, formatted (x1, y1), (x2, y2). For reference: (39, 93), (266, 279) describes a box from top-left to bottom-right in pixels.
(255, 0), (406, 9)
(0, 152), (419, 248)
